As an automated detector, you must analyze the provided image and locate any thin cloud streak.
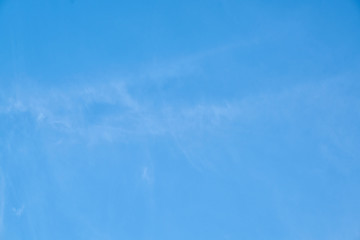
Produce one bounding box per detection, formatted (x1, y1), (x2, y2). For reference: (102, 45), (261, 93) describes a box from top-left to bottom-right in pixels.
(1, 77), (359, 168)
(0, 81), (236, 140)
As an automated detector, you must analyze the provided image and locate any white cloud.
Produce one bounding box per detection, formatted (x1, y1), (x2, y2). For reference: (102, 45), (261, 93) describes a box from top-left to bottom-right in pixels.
(0, 78), (357, 139)
(1, 75), (359, 173)
(12, 205), (24, 217)
(0, 80), (237, 142)
(141, 167), (151, 183)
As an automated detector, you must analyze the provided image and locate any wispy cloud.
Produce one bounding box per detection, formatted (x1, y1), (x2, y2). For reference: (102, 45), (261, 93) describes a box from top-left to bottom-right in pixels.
(1, 74), (359, 174)
(1, 77), (359, 139)
(141, 166), (153, 185)
(12, 205), (24, 217)
(0, 80), (236, 141)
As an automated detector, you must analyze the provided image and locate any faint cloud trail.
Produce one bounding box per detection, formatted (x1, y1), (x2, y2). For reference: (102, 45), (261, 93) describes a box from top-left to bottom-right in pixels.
(12, 205), (24, 217)
(0, 75), (359, 173)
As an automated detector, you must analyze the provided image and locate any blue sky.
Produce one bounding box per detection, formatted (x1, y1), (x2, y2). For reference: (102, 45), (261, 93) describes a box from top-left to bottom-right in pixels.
(1, 0), (360, 239)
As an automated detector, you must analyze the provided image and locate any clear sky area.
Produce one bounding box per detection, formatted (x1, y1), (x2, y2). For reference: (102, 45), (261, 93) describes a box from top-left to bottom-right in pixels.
(1, 0), (360, 239)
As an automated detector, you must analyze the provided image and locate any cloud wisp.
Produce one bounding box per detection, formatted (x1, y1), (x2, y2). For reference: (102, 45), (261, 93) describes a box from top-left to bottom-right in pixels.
(0, 81), (237, 142)
(1, 77), (359, 138)
(0, 77), (359, 173)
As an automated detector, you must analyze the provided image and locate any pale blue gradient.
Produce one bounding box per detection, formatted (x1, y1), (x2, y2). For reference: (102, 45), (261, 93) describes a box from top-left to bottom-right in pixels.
(1, 0), (360, 239)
